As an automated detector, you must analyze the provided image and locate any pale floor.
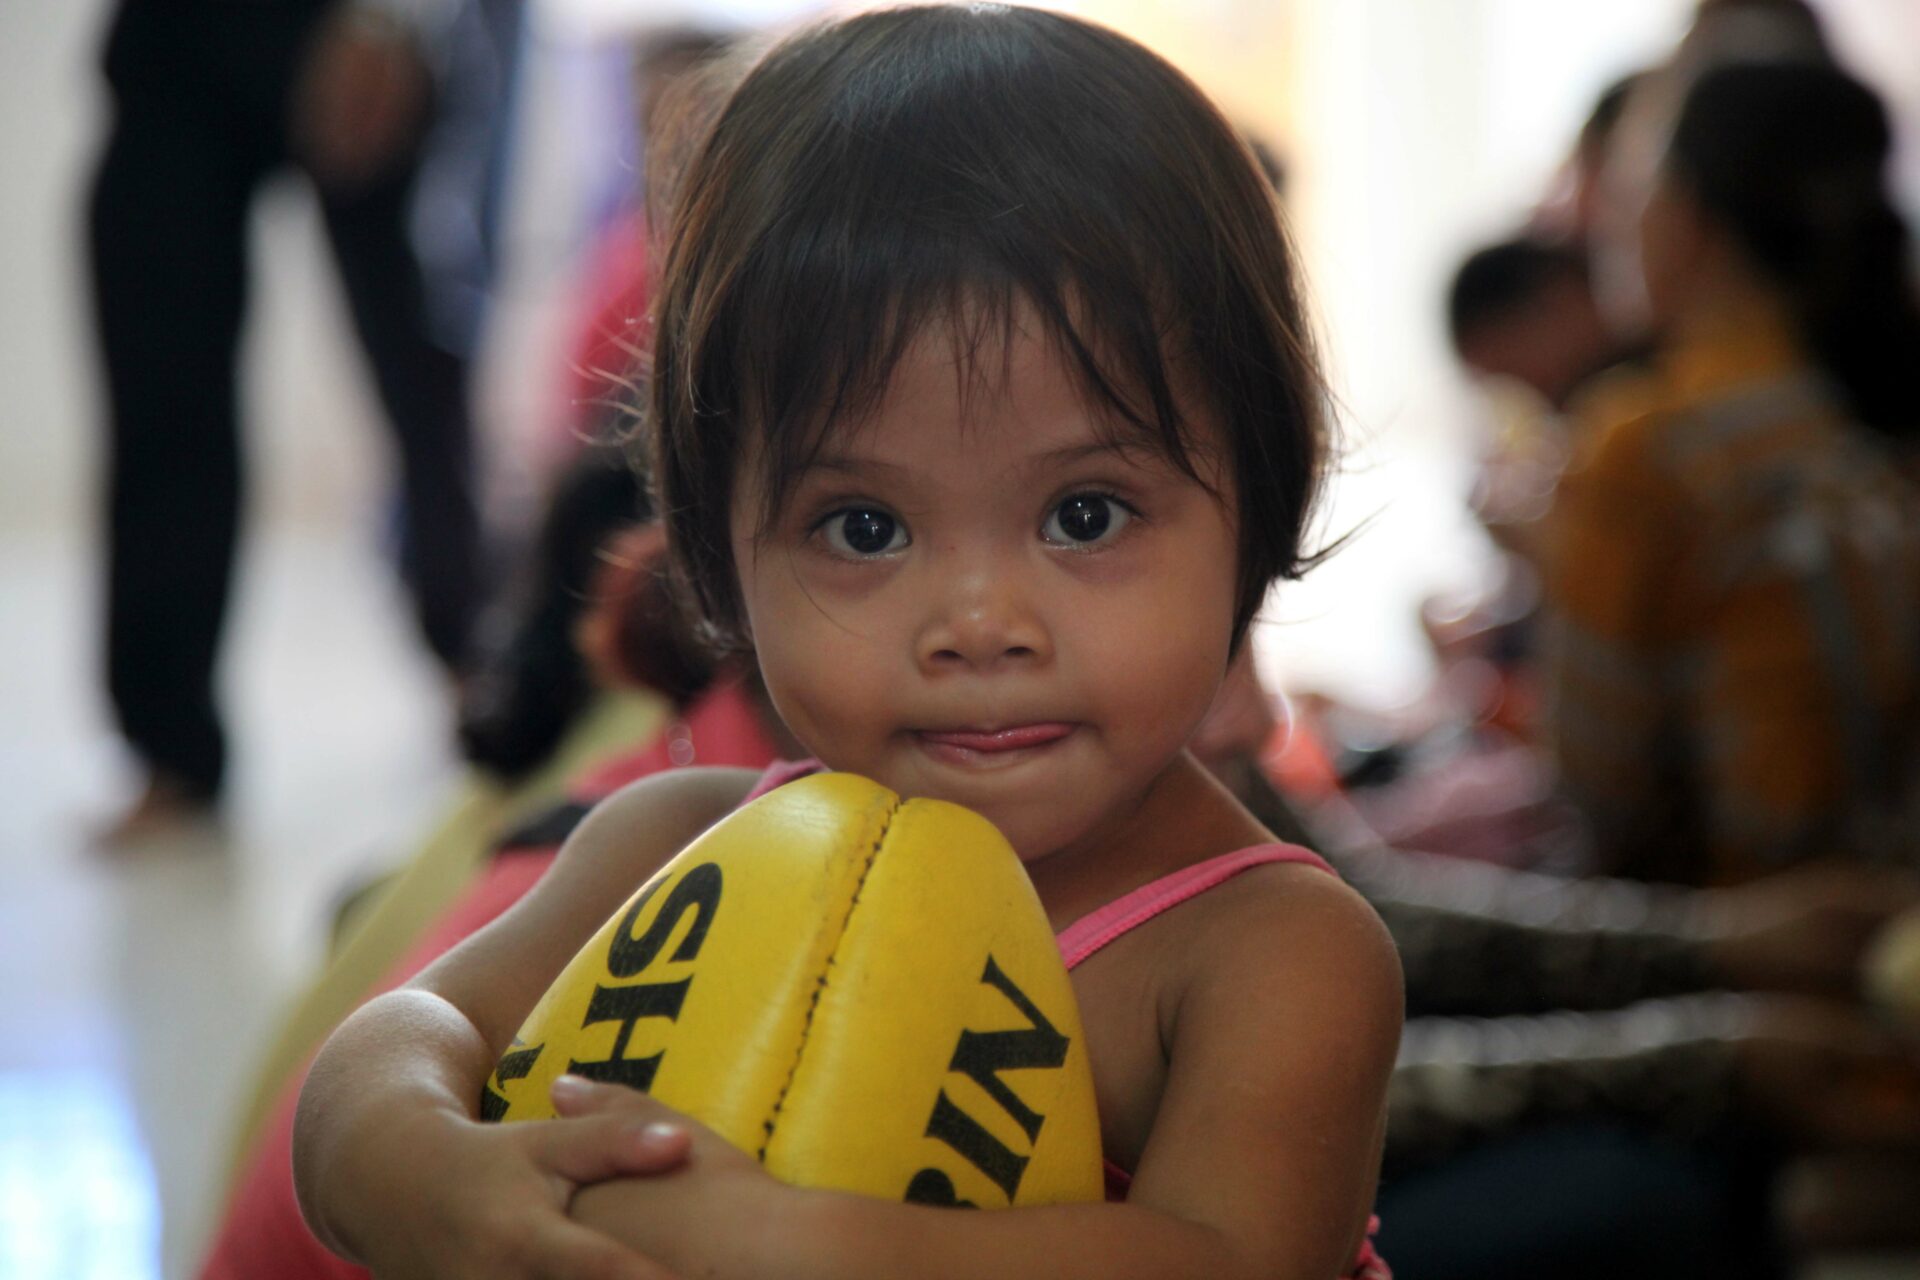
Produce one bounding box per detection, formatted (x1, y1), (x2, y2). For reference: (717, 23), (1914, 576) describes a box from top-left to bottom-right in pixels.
(0, 526), (464, 1280)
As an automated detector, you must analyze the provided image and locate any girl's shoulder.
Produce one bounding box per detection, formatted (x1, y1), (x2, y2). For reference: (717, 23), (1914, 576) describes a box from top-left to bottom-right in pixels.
(556, 764), (768, 886)
(590, 762), (768, 831)
(1156, 849), (1402, 1037)
(1098, 757), (1396, 995)
(1187, 848), (1392, 956)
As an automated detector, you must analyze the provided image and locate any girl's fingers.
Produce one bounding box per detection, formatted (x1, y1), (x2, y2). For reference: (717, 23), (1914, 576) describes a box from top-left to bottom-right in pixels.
(533, 1113), (693, 1185)
(550, 1073), (650, 1116)
(548, 1077), (688, 1137)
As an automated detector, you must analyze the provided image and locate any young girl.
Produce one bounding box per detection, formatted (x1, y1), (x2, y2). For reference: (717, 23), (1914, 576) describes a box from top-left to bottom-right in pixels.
(293, 7), (1403, 1278)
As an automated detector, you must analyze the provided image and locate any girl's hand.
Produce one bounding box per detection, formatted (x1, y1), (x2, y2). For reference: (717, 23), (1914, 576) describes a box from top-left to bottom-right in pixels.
(550, 1077), (787, 1274)
(345, 1101), (693, 1280)
(549, 1074), (765, 1183)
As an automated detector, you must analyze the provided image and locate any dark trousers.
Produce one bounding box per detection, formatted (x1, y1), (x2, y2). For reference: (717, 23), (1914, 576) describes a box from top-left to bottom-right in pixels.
(88, 2), (483, 796)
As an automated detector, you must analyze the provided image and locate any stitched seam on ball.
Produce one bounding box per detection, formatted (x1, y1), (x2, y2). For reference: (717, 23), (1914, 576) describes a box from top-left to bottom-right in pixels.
(756, 795), (898, 1163)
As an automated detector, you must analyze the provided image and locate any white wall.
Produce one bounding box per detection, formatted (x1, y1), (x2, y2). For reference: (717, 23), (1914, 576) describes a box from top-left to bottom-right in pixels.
(0, 0), (113, 538)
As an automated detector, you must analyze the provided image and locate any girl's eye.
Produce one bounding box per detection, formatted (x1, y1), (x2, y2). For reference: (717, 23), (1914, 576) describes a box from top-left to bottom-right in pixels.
(1042, 493), (1132, 547)
(820, 507), (909, 557)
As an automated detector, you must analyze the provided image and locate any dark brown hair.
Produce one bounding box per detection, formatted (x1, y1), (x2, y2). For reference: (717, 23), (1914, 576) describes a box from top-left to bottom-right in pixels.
(1668, 61), (1920, 439)
(1447, 236), (1591, 348)
(647, 4), (1329, 650)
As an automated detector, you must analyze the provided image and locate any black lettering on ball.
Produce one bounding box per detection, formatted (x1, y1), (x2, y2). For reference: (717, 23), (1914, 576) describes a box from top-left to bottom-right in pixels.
(607, 863), (722, 978)
(480, 1040), (544, 1122)
(917, 955), (1074, 1202)
(567, 977), (692, 1092)
(904, 1167), (979, 1209)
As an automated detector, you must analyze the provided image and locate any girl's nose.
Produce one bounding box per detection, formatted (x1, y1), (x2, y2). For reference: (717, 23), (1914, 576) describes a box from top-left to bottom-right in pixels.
(915, 563), (1052, 674)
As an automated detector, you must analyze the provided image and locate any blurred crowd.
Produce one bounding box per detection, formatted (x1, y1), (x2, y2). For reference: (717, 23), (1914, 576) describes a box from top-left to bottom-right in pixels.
(1381, 0), (1920, 1272)
(79, 0), (1920, 1277)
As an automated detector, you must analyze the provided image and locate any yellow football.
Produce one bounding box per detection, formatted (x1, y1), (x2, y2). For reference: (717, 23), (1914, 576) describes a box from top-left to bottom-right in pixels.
(481, 771), (1104, 1208)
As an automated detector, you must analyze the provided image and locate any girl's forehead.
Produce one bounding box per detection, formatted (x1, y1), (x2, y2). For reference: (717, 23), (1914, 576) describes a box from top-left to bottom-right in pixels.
(853, 324), (1100, 444)
(831, 316), (1214, 460)
(730, 299), (1232, 523)
(780, 384), (1193, 494)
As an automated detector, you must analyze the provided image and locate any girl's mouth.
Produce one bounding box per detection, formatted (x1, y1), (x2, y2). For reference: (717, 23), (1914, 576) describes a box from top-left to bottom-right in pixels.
(914, 723), (1076, 760)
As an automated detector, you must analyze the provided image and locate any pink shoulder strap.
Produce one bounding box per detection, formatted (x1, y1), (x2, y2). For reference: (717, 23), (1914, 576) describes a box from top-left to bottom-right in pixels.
(741, 758), (825, 802)
(1057, 844), (1336, 971)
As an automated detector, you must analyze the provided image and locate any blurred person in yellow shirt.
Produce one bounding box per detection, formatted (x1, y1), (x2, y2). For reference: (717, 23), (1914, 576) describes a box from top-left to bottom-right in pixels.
(1542, 60), (1920, 885)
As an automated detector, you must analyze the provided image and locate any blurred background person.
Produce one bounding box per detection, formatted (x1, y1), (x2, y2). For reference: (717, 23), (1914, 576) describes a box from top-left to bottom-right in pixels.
(1532, 71), (1648, 249)
(1445, 232), (1656, 576)
(86, 0), (519, 838)
(1542, 59), (1920, 885)
(1334, 24), (1920, 1272)
(456, 25), (739, 783)
(1586, 0), (1837, 344)
(1448, 237), (1639, 418)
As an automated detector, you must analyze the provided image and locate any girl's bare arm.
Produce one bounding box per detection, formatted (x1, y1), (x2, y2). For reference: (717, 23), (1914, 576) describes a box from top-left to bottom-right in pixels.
(291, 767), (758, 1275)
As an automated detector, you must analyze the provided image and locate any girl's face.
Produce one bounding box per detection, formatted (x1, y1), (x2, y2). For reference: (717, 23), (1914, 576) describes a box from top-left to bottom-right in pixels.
(730, 317), (1241, 867)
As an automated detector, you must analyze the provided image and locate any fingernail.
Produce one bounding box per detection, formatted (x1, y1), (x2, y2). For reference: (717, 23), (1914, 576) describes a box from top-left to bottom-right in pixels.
(551, 1073), (592, 1101)
(633, 1121), (682, 1151)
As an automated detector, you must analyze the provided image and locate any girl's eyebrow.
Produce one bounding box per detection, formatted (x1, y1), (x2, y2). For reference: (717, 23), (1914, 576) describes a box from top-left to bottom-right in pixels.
(798, 453), (914, 482)
(1037, 440), (1162, 468)
(802, 438), (1168, 484)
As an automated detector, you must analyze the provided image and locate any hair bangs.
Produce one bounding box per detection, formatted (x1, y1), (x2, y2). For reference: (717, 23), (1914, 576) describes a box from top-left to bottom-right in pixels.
(652, 4), (1329, 650)
(685, 31), (1217, 540)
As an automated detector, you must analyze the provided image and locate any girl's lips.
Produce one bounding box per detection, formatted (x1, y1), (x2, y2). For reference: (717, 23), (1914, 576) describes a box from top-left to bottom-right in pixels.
(915, 723), (1075, 753)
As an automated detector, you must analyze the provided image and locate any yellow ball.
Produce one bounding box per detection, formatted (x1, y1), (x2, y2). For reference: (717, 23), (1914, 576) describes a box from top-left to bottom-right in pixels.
(482, 772), (1105, 1208)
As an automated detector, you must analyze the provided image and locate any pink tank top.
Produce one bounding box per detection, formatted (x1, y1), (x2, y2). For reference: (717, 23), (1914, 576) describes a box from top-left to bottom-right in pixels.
(744, 762), (1390, 1279)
